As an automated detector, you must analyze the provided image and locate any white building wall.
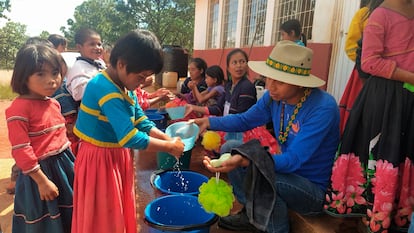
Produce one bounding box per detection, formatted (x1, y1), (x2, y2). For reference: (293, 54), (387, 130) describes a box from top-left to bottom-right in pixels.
(312, 0), (336, 43)
(194, 0), (209, 50)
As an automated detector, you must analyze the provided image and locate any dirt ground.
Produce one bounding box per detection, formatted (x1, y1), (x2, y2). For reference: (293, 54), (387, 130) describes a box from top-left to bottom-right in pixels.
(0, 100), (13, 233)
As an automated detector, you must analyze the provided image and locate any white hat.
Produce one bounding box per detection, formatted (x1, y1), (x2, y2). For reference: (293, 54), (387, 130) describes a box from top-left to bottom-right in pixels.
(248, 40), (325, 87)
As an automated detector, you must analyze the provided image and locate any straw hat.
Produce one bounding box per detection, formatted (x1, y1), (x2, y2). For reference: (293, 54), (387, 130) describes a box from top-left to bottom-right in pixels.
(248, 40), (325, 87)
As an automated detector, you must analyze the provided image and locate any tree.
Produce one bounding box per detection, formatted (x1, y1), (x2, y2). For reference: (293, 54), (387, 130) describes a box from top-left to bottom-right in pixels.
(62, 0), (135, 47)
(62, 0), (194, 53)
(0, 22), (27, 69)
(0, 0), (10, 19)
(125, 0), (195, 52)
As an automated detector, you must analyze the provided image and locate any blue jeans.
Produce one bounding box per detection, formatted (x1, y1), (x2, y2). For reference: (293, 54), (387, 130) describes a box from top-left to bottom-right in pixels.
(221, 140), (326, 233)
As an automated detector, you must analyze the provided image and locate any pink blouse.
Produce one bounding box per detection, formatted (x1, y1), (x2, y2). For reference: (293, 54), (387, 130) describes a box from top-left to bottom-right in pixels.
(361, 7), (414, 79)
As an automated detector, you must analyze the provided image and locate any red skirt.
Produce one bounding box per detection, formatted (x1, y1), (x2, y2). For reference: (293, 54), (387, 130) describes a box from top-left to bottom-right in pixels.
(338, 67), (364, 135)
(71, 142), (136, 233)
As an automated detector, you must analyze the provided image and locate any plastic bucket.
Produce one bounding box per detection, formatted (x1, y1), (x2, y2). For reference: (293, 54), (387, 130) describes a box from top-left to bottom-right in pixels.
(145, 195), (217, 233)
(165, 106), (186, 120)
(166, 122), (199, 152)
(147, 113), (167, 131)
(145, 108), (158, 114)
(157, 150), (192, 170)
(152, 170), (208, 195)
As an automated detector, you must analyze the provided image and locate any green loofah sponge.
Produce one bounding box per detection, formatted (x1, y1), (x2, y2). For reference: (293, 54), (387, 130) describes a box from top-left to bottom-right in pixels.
(198, 177), (235, 217)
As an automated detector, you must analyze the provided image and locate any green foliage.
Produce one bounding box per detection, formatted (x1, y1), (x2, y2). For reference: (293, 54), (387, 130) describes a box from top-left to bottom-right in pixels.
(63, 0), (136, 47)
(125, 0), (195, 53)
(0, 0), (10, 19)
(0, 83), (16, 100)
(62, 0), (195, 53)
(0, 22), (28, 69)
(0, 0), (195, 69)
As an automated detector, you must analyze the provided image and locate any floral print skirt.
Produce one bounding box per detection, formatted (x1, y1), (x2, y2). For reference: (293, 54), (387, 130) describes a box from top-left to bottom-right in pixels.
(324, 77), (414, 232)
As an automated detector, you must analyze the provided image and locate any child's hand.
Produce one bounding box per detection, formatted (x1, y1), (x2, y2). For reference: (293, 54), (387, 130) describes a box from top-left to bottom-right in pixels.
(184, 104), (194, 117)
(188, 81), (196, 89)
(29, 168), (59, 201)
(168, 137), (185, 158)
(37, 178), (59, 201)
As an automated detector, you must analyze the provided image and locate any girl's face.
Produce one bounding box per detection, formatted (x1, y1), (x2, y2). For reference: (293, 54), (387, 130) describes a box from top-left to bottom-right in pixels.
(280, 30), (297, 41)
(56, 44), (67, 53)
(116, 60), (153, 91)
(77, 35), (103, 60)
(27, 63), (62, 98)
(188, 62), (203, 80)
(265, 78), (303, 104)
(205, 74), (217, 87)
(227, 52), (248, 80)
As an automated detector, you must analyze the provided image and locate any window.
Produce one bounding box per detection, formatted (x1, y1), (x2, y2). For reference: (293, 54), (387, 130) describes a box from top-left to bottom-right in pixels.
(272, 0), (315, 44)
(242, 0), (268, 47)
(207, 0), (220, 48)
(222, 0), (238, 48)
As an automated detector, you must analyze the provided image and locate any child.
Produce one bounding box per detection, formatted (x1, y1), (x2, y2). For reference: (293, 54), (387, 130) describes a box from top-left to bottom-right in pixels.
(177, 57), (208, 104)
(135, 76), (172, 111)
(280, 19), (307, 46)
(324, 1), (414, 232)
(66, 28), (106, 101)
(6, 44), (75, 233)
(339, 0), (383, 134)
(71, 29), (185, 233)
(47, 34), (68, 53)
(184, 65), (225, 117)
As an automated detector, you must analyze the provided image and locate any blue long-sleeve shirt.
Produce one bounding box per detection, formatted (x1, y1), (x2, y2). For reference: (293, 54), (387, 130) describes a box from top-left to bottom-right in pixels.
(209, 88), (340, 190)
(74, 71), (155, 149)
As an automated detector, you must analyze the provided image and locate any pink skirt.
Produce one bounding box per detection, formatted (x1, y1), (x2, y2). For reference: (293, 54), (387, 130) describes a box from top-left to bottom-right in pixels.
(71, 142), (136, 233)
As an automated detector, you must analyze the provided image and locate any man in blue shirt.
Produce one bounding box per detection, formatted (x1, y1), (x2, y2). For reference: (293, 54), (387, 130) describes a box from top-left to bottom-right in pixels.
(193, 40), (340, 233)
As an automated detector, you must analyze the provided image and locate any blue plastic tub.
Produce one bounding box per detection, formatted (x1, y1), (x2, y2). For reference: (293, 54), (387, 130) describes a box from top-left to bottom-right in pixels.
(145, 195), (217, 233)
(147, 113), (167, 131)
(165, 122), (199, 152)
(152, 170), (208, 195)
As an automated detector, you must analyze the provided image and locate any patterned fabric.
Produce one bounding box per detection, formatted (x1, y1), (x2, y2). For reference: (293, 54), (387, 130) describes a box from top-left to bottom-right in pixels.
(324, 7), (414, 232)
(12, 150), (75, 233)
(5, 98), (71, 173)
(73, 71), (155, 149)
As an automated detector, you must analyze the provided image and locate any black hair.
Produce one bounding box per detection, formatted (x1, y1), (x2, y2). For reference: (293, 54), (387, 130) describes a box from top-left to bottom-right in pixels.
(74, 28), (100, 45)
(47, 34), (67, 49)
(189, 57), (208, 78)
(205, 65), (224, 85)
(362, 0), (384, 21)
(109, 29), (163, 74)
(226, 48), (249, 81)
(25, 37), (54, 48)
(280, 19), (307, 46)
(11, 44), (62, 95)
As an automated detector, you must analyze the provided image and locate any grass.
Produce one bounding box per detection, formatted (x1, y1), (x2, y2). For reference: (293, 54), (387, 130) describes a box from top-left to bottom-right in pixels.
(0, 84), (17, 100)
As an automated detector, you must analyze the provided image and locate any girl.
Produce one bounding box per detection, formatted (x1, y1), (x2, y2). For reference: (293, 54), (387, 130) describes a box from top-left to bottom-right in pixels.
(280, 19), (307, 46)
(66, 28), (106, 101)
(339, 0), (384, 134)
(6, 44), (75, 233)
(324, 0), (414, 232)
(177, 57), (208, 104)
(184, 65), (226, 117)
(71, 29), (184, 233)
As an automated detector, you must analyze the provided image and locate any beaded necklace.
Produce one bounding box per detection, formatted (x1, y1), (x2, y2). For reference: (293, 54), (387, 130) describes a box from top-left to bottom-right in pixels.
(278, 88), (311, 144)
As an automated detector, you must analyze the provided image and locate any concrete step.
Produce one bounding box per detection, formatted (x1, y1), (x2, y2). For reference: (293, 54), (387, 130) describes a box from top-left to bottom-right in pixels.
(289, 211), (367, 233)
